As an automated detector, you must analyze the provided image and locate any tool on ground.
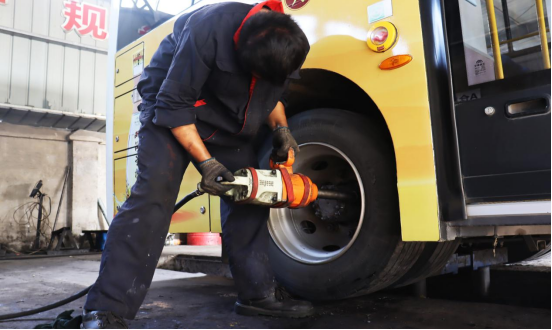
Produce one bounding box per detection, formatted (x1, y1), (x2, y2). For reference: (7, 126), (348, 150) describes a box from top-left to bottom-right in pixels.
(0, 150), (352, 321)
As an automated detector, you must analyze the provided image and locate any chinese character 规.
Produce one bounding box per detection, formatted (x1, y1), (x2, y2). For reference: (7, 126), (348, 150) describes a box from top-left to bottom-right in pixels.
(62, 1), (108, 40)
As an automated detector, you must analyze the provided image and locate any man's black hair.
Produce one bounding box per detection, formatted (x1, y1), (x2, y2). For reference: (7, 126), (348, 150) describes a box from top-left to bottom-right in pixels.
(237, 11), (309, 85)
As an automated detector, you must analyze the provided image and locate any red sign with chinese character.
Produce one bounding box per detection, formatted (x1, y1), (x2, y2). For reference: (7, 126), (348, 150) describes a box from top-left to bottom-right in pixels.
(62, 1), (108, 40)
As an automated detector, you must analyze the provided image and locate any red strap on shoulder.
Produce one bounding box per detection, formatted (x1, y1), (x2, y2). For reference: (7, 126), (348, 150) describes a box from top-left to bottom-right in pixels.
(233, 0), (284, 46)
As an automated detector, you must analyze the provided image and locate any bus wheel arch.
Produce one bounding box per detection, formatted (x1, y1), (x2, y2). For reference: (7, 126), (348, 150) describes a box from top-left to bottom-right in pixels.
(261, 69), (427, 298)
(286, 68), (394, 154)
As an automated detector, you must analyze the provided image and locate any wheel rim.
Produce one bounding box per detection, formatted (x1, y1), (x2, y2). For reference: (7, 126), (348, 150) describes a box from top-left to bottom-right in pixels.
(269, 142), (365, 264)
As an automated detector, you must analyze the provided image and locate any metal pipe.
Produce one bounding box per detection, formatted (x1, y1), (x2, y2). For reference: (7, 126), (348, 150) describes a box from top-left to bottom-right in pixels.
(98, 198), (110, 227)
(476, 266), (491, 298)
(0, 102), (106, 120)
(0, 26), (108, 54)
(316, 190), (354, 201)
(33, 193), (45, 250)
(485, 0), (504, 79)
(500, 0), (514, 53)
(535, 0), (551, 69)
(499, 30), (549, 45)
(48, 167), (70, 250)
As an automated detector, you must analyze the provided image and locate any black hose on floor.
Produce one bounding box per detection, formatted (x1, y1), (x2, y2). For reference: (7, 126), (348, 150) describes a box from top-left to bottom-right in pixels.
(0, 189), (204, 321)
(0, 286), (91, 321)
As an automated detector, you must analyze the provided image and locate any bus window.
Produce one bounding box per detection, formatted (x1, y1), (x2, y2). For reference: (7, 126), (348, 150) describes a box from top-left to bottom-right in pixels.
(117, 0), (201, 51)
(454, 0), (550, 86)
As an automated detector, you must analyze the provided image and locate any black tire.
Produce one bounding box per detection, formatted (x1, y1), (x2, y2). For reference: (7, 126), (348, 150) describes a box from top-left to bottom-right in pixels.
(260, 109), (425, 300)
(391, 240), (460, 288)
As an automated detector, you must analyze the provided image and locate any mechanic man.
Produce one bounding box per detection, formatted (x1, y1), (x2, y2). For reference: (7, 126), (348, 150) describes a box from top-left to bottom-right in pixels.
(82, 1), (311, 328)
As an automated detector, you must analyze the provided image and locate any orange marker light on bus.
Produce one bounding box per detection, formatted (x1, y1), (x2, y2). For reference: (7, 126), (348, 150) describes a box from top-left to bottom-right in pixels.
(379, 55), (413, 70)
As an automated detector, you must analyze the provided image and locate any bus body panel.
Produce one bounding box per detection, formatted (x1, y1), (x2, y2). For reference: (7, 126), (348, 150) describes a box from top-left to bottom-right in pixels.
(291, 0), (439, 241)
(112, 0), (442, 241)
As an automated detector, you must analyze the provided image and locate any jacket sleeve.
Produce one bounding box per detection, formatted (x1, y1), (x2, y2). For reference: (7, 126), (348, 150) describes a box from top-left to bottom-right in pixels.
(153, 21), (215, 128)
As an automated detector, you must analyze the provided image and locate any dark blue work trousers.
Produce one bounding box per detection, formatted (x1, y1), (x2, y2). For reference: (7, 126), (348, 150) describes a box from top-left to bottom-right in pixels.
(84, 106), (274, 319)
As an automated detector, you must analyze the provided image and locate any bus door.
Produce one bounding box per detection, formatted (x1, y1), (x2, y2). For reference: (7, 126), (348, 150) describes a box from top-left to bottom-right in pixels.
(445, 0), (551, 204)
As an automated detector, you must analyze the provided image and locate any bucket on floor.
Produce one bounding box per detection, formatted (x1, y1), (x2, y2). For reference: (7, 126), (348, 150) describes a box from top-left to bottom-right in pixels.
(187, 233), (221, 246)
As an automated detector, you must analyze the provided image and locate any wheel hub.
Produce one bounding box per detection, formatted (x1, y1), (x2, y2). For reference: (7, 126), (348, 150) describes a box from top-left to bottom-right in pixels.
(268, 143), (365, 264)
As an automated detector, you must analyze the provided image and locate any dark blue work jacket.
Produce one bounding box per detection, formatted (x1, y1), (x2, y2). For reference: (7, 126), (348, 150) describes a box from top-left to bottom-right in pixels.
(137, 2), (303, 147)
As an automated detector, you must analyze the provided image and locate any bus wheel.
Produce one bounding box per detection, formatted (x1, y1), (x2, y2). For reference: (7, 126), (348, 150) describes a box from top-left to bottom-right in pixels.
(260, 109), (425, 300)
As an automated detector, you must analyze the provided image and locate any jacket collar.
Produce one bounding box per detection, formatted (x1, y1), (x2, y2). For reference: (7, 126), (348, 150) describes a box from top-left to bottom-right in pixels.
(233, 0), (284, 46)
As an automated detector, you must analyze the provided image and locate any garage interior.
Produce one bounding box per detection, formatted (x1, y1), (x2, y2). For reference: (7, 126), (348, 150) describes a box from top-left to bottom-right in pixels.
(1, 0), (551, 329)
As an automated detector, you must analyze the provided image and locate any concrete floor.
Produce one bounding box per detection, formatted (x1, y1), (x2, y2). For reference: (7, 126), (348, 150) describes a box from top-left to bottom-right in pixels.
(0, 252), (550, 329)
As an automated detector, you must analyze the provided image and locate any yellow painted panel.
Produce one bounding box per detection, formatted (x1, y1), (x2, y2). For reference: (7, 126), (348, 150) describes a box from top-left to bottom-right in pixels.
(113, 156), (210, 232)
(210, 196), (222, 233)
(169, 165), (210, 233)
(113, 157), (128, 216)
(114, 149), (130, 160)
(115, 79), (135, 98)
(287, 0), (440, 241)
(115, 43), (144, 86)
(113, 91), (135, 153)
(118, 22), (175, 81)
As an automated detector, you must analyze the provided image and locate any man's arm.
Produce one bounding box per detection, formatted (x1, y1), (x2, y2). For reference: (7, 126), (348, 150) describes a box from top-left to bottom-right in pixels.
(267, 101), (299, 162)
(171, 124), (235, 195)
(156, 22), (235, 194)
(266, 101), (289, 129)
(170, 124), (211, 163)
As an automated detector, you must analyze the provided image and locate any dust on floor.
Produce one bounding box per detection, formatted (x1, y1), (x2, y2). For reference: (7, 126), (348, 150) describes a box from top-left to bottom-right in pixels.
(0, 255), (549, 329)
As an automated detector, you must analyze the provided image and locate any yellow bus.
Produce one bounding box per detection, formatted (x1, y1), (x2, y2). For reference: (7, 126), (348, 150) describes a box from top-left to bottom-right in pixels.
(109, 0), (551, 300)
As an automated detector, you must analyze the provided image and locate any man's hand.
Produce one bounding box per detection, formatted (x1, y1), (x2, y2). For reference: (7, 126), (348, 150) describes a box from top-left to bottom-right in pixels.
(271, 127), (299, 163)
(266, 101), (298, 163)
(198, 158), (235, 196)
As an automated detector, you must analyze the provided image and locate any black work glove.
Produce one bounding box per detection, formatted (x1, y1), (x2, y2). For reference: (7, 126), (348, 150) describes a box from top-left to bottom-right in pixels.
(271, 126), (299, 163)
(198, 158), (235, 196)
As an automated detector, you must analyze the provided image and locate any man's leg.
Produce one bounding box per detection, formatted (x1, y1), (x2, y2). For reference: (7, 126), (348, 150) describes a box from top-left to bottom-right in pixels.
(208, 144), (314, 318)
(208, 145), (275, 301)
(84, 108), (189, 320)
